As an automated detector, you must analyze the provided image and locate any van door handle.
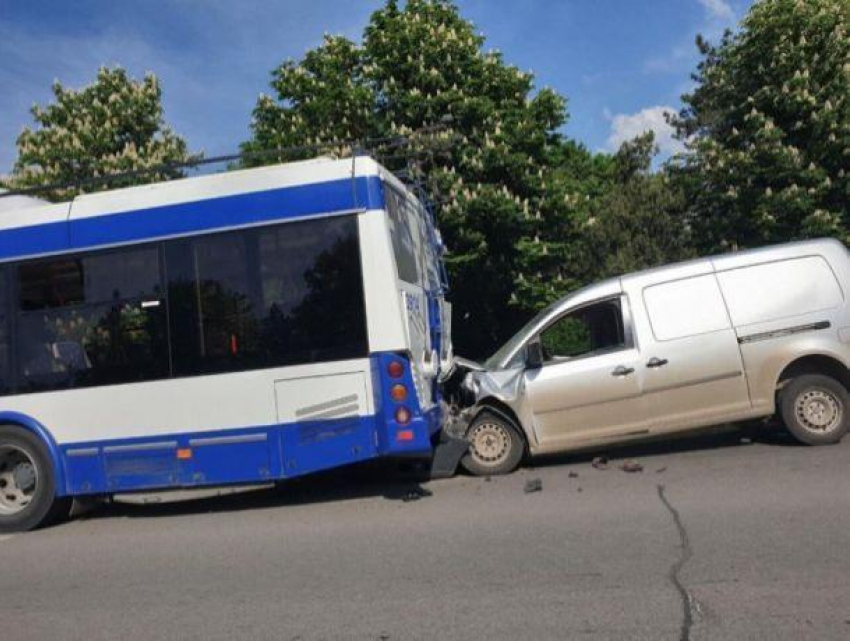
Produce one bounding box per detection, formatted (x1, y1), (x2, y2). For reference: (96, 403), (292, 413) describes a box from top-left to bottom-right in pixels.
(647, 357), (669, 368)
(611, 365), (635, 377)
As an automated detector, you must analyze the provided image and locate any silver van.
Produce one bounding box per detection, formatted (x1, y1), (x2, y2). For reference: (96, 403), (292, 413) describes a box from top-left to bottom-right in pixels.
(456, 239), (850, 475)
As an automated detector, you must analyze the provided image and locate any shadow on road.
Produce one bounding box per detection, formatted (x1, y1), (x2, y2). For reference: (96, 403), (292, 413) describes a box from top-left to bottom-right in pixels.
(74, 420), (800, 523)
(76, 459), (435, 523)
(526, 419), (799, 470)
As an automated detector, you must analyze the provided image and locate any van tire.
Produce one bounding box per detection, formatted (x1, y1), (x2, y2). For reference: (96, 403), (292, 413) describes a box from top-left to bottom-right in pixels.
(0, 426), (72, 533)
(460, 411), (524, 476)
(779, 374), (849, 446)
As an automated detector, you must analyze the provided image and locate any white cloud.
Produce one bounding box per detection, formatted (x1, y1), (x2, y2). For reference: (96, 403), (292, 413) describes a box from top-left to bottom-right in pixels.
(605, 106), (685, 157)
(697, 0), (735, 22)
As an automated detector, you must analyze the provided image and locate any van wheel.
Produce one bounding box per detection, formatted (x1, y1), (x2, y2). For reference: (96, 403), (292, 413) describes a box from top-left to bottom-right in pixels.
(0, 426), (71, 533)
(460, 411), (524, 476)
(779, 374), (849, 445)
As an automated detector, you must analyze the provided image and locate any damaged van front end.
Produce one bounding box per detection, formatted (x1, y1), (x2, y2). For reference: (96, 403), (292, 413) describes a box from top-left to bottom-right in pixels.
(431, 353), (538, 478)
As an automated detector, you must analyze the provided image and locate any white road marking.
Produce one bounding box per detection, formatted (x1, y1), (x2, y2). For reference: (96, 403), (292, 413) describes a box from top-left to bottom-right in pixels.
(0, 535), (14, 543)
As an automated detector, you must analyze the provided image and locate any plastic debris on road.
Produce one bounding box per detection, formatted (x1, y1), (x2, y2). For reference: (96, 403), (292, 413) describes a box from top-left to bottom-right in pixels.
(619, 460), (644, 473)
(401, 487), (433, 502)
(524, 478), (543, 494)
(591, 456), (609, 470)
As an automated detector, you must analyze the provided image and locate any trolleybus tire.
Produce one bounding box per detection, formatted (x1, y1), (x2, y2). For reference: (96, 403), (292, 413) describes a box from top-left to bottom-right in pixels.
(0, 426), (72, 533)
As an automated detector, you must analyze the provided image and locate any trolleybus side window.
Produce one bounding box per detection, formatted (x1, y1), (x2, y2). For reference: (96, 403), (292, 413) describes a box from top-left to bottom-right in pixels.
(15, 247), (168, 393)
(385, 186), (420, 285)
(165, 215), (368, 376)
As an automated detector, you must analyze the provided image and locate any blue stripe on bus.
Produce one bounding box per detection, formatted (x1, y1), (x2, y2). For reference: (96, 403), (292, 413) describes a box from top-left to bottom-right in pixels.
(0, 175), (384, 262)
(60, 416), (384, 496)
(57, 404), (441, 497)
(0, 222), (71, 262)
(57, 408), (439, 496)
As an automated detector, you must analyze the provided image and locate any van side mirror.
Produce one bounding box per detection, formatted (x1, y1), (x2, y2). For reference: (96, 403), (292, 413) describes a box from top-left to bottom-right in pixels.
(525, 339), (544, 369)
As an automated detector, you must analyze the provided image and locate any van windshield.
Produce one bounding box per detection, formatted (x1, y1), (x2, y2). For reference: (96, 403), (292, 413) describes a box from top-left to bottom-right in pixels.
(483, 298), (564, 370)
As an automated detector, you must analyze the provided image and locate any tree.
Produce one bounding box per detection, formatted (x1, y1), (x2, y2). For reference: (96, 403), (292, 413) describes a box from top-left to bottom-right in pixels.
(5, 67), (194, 201)
(244, 0), (603, 357)
(672, 0), (850, 252)
(579, 133), (692, 281)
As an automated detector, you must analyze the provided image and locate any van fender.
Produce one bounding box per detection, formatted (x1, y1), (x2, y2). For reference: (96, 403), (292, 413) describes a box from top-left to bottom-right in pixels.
(0, 412), (67, 497)
(463, 400), (531, 452)
(770, 347), (850, 388)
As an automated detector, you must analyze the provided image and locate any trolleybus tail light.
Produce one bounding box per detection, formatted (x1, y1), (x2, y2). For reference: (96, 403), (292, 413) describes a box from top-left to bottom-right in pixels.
(397, 429), (414, 442)
(390, 384), (408, 402)
(387, 360), (405, 379)
(395, 407), (412, 425)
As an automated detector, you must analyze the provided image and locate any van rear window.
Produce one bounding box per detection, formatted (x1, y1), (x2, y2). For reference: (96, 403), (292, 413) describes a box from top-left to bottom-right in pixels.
(716, 256), (843, 327)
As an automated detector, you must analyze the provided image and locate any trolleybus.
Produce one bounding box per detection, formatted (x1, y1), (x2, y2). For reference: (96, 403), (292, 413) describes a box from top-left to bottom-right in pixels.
(0, 156), (452, 531)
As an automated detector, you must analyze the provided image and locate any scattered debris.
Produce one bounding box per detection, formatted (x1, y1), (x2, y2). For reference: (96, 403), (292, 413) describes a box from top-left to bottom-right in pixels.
(577, 487), (583, 493)
(568, 471), (579, 478)
(620, 460), (644, 473)
(401, 487), (432, 502)
(740, 437), (753, 445)
(656, 467), (668, 474)
(485, 476), (492, 483)
(591, 456), (609, 470)
(524, 478), (543, 494)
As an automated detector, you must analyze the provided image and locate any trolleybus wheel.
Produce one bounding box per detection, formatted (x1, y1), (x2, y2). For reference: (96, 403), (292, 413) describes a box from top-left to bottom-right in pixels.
(0, 426), (71, 533)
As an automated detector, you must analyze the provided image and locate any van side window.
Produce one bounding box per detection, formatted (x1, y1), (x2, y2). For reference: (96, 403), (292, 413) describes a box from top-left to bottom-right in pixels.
(541, 299), (625, 361)
(643, 274), (730, 341)
(716, 256), (843, 327)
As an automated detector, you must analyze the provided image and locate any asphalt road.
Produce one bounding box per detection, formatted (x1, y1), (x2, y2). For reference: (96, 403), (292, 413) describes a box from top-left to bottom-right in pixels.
(3, 425), (850, 640)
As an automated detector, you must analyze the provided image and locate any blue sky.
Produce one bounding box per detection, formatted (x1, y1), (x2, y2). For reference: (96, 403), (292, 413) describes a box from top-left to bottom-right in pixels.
(0, 0), (753, 175)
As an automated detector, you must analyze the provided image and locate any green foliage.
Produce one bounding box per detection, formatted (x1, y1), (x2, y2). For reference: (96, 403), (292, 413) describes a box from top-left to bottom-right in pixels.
(244, 0), (624, 356)
(579, 133), (693, 281)
(671, 0), (850, 252)
(540, 315), (590, 359)
(6, 67), (194, 201)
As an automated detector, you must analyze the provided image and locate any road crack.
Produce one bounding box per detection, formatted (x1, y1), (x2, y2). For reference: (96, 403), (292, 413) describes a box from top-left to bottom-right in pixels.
(657, 484), (695, 641)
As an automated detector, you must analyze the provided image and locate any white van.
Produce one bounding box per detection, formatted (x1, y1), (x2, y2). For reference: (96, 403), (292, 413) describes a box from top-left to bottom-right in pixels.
(457, 239), (850, 475)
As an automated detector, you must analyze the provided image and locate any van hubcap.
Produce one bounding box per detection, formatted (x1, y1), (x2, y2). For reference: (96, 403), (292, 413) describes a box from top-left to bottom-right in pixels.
(469, 422), (511, 467)
(0, 446), (38, 516)
(795, 389), (842, 432)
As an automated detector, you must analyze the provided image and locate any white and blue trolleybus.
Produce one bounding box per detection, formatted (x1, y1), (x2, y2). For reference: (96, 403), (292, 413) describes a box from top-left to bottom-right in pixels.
(0, 156), (453, 531)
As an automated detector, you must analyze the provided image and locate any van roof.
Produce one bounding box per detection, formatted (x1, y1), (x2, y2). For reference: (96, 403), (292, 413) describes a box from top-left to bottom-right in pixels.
(621, 238), (846, 286)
